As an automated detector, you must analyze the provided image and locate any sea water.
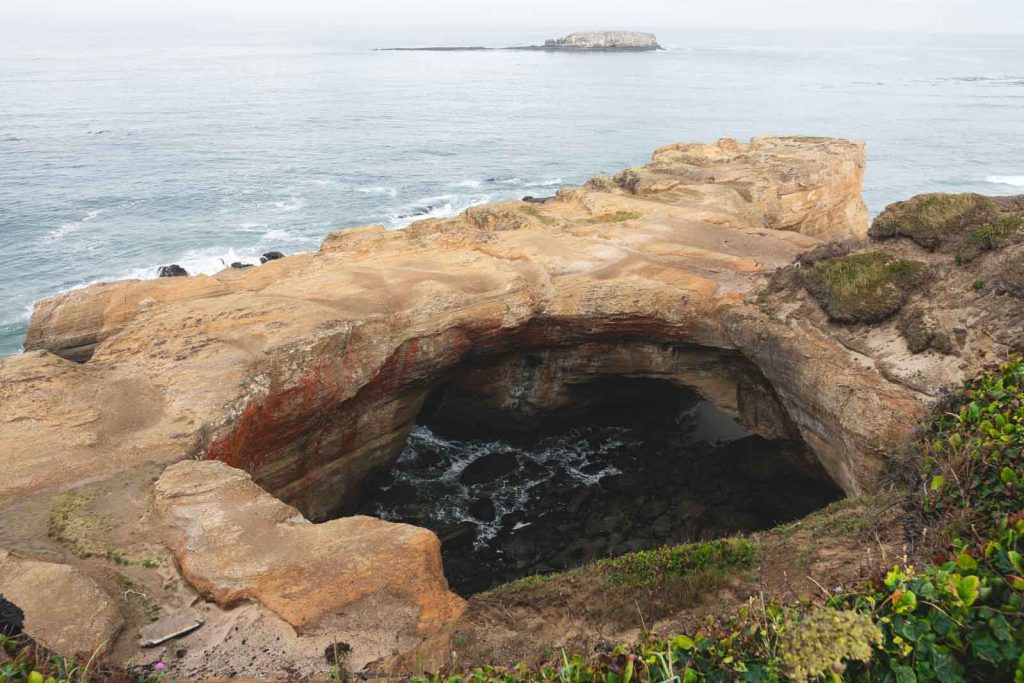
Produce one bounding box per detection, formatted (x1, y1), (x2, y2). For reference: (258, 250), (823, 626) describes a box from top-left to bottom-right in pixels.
(1, 28), (1022, 357)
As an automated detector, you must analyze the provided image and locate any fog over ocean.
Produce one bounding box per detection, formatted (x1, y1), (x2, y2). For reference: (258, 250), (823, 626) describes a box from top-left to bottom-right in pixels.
(1, 29), (1022, 356)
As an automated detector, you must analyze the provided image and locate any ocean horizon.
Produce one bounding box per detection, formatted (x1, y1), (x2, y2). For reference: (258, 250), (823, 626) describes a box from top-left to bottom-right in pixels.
(2, 28), (1022, 357)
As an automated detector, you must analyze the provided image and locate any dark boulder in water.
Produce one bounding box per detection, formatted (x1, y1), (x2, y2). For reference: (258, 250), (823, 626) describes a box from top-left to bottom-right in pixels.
(0, 594), (24, 637)
(230, 262), (255, 269)
(469, 497), (496, 522)
(157, 264), (189, 278)
(459, 452), (517, 485)
(260, 251), (285, 264)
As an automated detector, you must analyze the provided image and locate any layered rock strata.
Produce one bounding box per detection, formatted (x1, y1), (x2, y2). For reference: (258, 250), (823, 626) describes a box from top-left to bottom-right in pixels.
(0, 135), (971, 673)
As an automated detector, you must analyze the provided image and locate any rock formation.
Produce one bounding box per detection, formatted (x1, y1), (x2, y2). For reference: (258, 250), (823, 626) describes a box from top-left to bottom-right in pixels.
(5, 135), (1018, 676)
(540, 31), (663, 51)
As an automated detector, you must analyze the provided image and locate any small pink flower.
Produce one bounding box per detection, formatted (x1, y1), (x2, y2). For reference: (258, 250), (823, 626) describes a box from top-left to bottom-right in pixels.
(154, 662), (166, 671)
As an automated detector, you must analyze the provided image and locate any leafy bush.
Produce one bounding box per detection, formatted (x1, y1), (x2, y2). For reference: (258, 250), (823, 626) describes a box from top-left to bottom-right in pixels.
(801, 252), (927, 324)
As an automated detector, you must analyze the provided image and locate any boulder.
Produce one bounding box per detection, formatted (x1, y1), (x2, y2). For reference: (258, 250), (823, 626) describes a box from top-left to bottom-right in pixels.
(154, 461), (464, 644)
(0, 551), (123, 656)
(260, 251), (285, 264)
(157, 264), (189, 278)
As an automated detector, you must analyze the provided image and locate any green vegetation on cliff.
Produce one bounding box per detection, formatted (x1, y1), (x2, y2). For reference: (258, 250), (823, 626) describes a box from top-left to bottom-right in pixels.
(801, 252), (927, 324)
(869, 192), (1024, 263)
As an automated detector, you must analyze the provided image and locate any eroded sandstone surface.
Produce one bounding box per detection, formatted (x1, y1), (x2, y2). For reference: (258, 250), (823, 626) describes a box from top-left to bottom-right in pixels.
(4, 135), (1010, 676)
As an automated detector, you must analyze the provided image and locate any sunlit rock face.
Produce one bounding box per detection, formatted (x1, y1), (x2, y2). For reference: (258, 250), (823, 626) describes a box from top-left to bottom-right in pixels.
(5, 135), (933, 673)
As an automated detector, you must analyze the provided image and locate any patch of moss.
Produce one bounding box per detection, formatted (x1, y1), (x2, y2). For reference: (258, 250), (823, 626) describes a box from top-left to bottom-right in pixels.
(869, 193), (1000, 250)
(518, 205), (556, 226)
(956, 212), (1024, 263)
(584, 210), (644, 224)
(801, 251), (927, 324)
(47, 493), (110, 559)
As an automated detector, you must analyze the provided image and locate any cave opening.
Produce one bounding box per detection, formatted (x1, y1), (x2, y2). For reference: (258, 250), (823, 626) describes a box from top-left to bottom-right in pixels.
(355, 364), (844, 596)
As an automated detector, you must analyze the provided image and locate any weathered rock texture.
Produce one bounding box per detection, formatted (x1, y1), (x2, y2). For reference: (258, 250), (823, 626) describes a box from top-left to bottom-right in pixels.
(0, 551), (123, 656)
(2, 135), (988, 675)
(154, 461), (463, 659)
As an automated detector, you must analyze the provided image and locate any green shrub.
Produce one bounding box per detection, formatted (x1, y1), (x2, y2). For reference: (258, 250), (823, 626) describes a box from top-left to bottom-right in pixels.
(802, 252), (927, 324)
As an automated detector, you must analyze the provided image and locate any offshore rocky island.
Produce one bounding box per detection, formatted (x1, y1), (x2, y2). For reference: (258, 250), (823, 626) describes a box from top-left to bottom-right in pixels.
(380, 30), (664, 52)
(2, 136), (1024, 680)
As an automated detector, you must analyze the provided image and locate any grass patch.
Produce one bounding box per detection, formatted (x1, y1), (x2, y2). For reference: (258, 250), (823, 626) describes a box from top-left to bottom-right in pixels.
(518, 205), (557, 226)
(597, 538), (756, 587)
(484, 539), (758, 632)
(801, 251), (927, 324)
(584, 210), (644, 224)
(957, 212), (1024, 263)
(869, 193), (1000, 250)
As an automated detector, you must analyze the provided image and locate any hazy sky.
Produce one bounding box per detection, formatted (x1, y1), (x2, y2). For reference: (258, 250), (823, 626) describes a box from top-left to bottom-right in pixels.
(1, 0), (1021, 34)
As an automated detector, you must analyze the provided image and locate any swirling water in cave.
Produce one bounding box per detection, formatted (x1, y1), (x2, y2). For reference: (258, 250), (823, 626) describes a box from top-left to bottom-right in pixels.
(357, 379), (843, 595)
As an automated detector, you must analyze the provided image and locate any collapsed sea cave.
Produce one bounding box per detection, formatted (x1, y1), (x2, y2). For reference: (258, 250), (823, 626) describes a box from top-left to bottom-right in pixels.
(354, 346), (845, 596)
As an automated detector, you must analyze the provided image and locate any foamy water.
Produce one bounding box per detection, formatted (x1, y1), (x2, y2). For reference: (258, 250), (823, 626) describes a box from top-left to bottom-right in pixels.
(1, 30), (1022, 356)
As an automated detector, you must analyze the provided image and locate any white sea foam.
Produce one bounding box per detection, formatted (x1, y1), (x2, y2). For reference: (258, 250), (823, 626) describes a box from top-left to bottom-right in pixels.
(531, 177), (564, 187)
(388, 193), (493, 228)
(44, 209), (102, 242)
(986, 175), (1024, 188)
(357, 185), (398, 197)
(261, 228), (307, 243)
(263, 196), (305, 212)
(451, 179), (482, 188)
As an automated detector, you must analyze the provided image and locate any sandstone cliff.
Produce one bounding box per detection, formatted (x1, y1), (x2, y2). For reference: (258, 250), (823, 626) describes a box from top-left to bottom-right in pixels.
(7, 136), (1012, 677)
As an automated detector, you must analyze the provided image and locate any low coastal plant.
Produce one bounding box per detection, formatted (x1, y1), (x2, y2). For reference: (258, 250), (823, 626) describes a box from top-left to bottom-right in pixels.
(869, 193), (1000, 251)
(801, 251), (927, 324)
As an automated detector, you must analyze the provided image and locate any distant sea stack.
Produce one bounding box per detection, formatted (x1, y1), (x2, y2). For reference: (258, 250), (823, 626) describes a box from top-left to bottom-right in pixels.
(378, 31), (664, 52)
(538, 31), (663, 51)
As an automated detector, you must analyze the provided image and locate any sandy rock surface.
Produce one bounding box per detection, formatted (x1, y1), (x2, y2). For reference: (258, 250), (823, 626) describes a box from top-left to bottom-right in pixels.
(2, 135), (978, 675)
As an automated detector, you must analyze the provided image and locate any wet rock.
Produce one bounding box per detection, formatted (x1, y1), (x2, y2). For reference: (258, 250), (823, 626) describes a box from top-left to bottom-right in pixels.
(260, 251), (285, 264)
(438, 521), (477, 553)
(157, 264), (189, 278)
(0, 594), (24, 637)
(230, 262), (255, 269)
(469, 498), (496, 522)
(459, 452), (517, 485)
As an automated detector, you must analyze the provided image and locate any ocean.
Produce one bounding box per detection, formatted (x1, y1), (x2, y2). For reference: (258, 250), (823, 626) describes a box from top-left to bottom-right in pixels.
(1, 28), (1022, 357)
